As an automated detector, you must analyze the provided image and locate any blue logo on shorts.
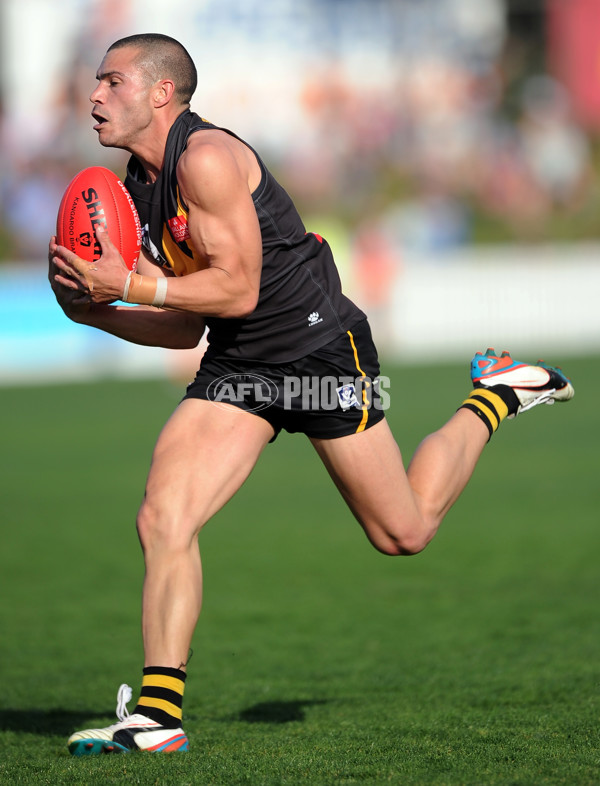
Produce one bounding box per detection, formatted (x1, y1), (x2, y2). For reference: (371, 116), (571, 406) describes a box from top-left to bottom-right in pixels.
(336, 383), (359, 410)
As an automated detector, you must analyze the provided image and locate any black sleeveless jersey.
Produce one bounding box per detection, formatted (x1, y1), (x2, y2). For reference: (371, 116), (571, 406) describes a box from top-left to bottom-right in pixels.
(124, 110), (365, 363)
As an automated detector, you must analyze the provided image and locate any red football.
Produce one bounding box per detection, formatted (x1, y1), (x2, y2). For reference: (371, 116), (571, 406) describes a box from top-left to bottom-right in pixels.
(56, 166), (141, 271)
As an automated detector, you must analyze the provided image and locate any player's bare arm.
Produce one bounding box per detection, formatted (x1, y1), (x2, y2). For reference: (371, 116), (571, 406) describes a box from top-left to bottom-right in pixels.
(53, 133), (262, 319)
(49, 241), (205, 349)
(64, 301), (205, 350)
(165, 130), (263, 318)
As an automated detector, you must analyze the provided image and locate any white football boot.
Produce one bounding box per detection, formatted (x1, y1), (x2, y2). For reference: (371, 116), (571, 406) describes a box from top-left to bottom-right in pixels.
(68, 684), (188, 755)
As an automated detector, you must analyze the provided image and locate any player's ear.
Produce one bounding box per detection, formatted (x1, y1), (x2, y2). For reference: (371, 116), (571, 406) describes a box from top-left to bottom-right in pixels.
(154, 80), (175, 108)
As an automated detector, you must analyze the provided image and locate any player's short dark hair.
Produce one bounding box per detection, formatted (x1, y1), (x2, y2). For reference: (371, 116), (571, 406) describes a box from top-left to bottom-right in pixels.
(108, 33), (198, 105)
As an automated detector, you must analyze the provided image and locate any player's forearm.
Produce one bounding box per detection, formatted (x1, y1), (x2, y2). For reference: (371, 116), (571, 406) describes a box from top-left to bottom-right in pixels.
(123, 266), (258, 319)
(72, 303), (205, 349)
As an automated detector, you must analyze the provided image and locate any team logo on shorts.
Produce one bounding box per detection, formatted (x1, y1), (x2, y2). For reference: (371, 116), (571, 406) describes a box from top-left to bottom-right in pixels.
(336, 383), (359, 410)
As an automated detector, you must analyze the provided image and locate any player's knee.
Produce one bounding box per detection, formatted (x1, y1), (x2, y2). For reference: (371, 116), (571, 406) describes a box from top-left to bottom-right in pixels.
(382, 536), (429, 557)
(136, 499), (195, 553)
(365, 516), (433, 557)
(369, 535), (428, 557)
(136, 501), (161, 551)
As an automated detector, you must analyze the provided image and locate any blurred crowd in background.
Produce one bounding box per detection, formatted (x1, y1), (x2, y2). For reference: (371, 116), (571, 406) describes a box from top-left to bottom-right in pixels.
(0, 0), (598, 303)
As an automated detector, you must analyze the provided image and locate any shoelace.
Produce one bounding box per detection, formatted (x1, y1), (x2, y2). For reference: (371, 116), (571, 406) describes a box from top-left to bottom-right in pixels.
(116, 683), (133, 722)
(519, 389), (556, 414)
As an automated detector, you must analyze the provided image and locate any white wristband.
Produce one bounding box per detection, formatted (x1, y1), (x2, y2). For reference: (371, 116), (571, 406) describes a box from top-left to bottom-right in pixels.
(152, 277), (168, 307)
(122, 270), (134, 302)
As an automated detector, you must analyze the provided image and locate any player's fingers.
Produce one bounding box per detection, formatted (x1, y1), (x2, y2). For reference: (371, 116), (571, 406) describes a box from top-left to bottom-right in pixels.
(53, 244), (83, 271)
(54, 271), (86, 292)
(52, 254), (81, 283)
(72, 292), (93, 305)
(64, 251), (92, 277)
(54, 249), (99, 292)
(94, 223), (119, 254)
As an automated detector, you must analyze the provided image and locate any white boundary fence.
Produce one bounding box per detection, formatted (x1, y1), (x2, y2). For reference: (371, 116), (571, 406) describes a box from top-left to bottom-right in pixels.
(1, 244), (598, 386)
(385, 244), (600, 361)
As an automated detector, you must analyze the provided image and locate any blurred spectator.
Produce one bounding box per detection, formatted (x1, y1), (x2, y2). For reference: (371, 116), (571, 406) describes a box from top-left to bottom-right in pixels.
(0, 0), (596, 267)
(352, 221), (399, 348)
(477, 123), (551, 239)
(518, 75), (592, 207)
(1, 156), (70, 260)
(381, 191), (471, 257)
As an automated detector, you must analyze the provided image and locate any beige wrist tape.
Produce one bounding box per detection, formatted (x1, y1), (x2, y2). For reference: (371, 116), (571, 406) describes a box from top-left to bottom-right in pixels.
(123, 271), (168, 307)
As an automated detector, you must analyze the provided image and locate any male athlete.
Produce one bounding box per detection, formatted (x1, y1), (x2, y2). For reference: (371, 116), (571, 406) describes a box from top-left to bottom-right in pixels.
(48, 34), (574, 755)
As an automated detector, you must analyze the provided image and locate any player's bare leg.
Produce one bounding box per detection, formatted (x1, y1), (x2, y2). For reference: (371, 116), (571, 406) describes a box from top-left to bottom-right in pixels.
(68, 399), (274, 755)
(313, 349), (574, 555)
(137, 398), (275, 668)
(311, 411), (489, 556)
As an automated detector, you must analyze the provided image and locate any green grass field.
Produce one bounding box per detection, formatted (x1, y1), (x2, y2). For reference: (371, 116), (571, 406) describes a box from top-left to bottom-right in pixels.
(1, 357), (598, 785)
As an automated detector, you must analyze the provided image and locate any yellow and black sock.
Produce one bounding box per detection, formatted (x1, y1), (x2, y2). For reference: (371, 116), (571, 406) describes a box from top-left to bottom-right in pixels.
(459, 384), (519, 440)
(134, 666), (186, 728)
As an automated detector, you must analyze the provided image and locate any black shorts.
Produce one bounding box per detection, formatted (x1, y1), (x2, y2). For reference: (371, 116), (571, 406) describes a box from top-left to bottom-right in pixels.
(183, 319), (386, 440)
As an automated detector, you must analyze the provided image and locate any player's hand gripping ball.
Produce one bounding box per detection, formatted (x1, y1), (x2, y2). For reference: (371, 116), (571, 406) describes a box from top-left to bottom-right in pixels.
(56, 166), (141, 271)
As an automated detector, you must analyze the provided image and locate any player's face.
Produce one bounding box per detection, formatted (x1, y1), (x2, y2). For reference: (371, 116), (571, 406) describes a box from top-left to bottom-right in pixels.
(90, 47), (154, 150)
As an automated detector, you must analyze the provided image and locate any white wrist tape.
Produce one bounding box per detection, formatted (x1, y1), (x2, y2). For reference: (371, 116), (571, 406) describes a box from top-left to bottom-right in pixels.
(122, 270), (134, 302)
(152, 277), (168, 307)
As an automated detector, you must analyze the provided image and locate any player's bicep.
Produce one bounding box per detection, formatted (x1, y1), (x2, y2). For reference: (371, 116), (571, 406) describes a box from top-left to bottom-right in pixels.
(187, 200), (262, 274)
(178, 143), (262, 273)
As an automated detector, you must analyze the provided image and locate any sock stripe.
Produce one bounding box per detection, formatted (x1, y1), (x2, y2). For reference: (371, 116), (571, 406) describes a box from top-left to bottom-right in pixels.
(137, 695), (183, 721)
(472, 387), (509, 421)
(143, 666), (188, 681)
(461, 402), (494, 438)
(142, 673), (186, 694)
(135, 666), (187, 728)
(460, 387), (511, 440)
(461, 396), (499, 432)
(140, 685), (183, 708)
(469, 395), (500, 431)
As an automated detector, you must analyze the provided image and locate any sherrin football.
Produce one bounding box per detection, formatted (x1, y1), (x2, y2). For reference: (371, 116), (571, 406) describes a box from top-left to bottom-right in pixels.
(56, 166), (141, 271)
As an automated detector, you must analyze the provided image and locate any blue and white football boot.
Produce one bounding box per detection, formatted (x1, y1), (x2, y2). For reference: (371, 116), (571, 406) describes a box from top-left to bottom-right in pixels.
(471, 348), (574, 418)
